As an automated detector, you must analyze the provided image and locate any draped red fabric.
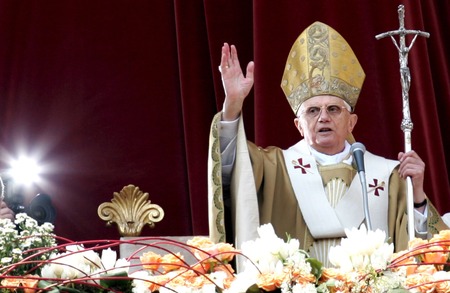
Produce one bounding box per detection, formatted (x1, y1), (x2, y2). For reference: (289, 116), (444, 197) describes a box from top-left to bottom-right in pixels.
(0, 0), (447, 241)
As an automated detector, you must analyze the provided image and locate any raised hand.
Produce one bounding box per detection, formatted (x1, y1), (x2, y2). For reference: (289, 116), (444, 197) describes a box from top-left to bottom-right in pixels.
(219, 43), (254, 121)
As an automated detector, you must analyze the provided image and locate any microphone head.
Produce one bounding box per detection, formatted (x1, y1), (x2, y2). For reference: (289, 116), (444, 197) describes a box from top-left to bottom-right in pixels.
(351, 142), (366, 154)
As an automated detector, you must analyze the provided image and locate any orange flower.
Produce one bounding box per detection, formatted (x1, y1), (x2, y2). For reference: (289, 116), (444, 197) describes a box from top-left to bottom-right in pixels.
(430, 230), (450, 246)
(161, 252), (185, 272)
(191, 261), (210, 274)
(140, 250), (162, 271)
(320, 267), (344, 282)
(189, 274), (212, 288)
(390, 250), (418, 275)
(209, 242), (237, 262)
(187, 237), (237, 263)
(415, 264), (437, 275)
(146, 274), (171, 292)
(1, 275), (39, 293)
(405, 273), (436, 293)
(423, 245), (449, 269)
(408, 238), (430, 263)
(293, 271), (316, 285)
(1, 278), (21, 288)
(409, 237), (429, 247)
(164, 270), (215, 289)
(180, 267), (199, 279)
(319, 268), (359, 293)
(430, 231), (450, 260)
(212, 263), (235, 277)
(188, 237), (215, 261)
(256, 272), (280, 292)
(21, 276), (39, 293)
(436, 280), (450, 293)
(434, 271), (450, 293)
(430, 231), (450, 244)
(187, 236), (215, 249)
(166, 273), (192, 288)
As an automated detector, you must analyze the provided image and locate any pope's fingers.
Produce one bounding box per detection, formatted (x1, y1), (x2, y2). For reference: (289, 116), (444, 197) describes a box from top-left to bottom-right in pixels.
(246, 61), (255, 79)
(218, 64), (228, 73)
(398, 158), (425, 179)
(220, 53), (230, 70)
(400, 153), (425, 169)
(229, 44), (244, 69)
(400, 165), (425, 177)
(230, 44), (237, 63)
(398, 150), (421, 162)
(220, 42), (231, 62)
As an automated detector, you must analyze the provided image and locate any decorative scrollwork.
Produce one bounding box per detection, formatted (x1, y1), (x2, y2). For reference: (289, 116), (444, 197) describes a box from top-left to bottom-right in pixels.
(97, 184), (164, 237)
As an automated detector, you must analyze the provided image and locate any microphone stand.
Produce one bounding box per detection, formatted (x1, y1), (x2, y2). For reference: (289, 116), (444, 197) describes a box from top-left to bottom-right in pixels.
(376, 5), (429, 241)
(352, 143), (372, 231)
(358, 169), (372, 231)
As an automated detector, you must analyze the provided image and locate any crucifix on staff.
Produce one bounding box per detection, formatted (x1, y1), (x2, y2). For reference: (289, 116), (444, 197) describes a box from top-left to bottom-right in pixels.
(376, 4), (431, 240)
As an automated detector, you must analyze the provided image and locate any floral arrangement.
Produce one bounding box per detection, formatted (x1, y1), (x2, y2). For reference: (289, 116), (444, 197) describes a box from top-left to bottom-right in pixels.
(2, 213), (450, 293)
(228, 224), (319, 293)
(0, 213), (56, 276)
(0, 213), (133, 292)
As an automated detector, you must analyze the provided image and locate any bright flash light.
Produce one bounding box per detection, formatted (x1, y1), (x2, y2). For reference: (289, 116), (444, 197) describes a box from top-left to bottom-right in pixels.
(9, 156), (42, 186)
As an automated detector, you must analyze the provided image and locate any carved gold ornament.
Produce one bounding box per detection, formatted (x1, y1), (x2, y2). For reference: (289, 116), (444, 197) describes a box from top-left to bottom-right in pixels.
(97, 184), (164, 237)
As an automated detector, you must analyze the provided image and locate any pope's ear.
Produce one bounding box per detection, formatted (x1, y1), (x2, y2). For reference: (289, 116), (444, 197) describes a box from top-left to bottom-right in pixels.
(294, 118), (304, 136)
(349, 114), (358, 132)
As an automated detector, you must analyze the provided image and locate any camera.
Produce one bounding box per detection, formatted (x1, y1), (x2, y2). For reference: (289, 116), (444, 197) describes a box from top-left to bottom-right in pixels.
(4, 193), (56, 225)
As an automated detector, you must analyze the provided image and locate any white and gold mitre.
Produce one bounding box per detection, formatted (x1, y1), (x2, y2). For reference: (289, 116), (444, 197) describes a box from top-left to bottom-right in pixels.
(281, 21), (366, 115)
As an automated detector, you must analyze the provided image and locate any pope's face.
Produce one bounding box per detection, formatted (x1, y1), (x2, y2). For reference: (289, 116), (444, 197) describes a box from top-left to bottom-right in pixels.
(294, 95), (358, 155)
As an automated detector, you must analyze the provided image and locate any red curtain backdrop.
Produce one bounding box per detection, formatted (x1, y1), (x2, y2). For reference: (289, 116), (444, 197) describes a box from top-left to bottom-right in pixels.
(0, 0), (447, 241)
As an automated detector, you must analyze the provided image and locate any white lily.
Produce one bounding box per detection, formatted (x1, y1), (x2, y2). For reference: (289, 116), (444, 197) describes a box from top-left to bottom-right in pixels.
(328, 224), (394, 273)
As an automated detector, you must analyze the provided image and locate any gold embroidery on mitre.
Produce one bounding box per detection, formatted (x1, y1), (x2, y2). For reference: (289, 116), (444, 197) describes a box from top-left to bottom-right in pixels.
(281, 21), (365, 115)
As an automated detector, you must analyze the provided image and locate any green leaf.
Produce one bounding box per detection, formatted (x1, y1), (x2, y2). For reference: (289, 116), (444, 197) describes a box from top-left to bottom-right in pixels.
(306, 258), (323, 280)
(38, 280), (84, 293)
(245, 283), (261, 293)
(99, 271), (132, 290)
(316, 282), (331, 293)
(58, 287), (84, 293)
(444, 264), (450, 271)
(38, 280), (58, 291)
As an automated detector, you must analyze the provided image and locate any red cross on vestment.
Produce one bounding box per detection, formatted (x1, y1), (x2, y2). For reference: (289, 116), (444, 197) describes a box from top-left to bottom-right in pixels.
(292, 158), (311, 174)
(369, 178), (384, 196)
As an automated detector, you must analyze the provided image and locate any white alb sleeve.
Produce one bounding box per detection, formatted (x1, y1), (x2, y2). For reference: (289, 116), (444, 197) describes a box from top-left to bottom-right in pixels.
(414, 205), (428, 237)
(219, 118), (239, 186)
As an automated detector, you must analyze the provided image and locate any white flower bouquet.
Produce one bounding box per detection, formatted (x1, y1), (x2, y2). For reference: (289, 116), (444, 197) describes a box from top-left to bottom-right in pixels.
(0, 213), (56, 276)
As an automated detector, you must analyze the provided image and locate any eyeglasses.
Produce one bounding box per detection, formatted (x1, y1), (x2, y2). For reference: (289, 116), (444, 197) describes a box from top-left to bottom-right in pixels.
(300, 104), (350, 119)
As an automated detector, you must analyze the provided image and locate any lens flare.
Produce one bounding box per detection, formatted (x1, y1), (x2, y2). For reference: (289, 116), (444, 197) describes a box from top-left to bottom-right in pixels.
(9, 156), (42, 186)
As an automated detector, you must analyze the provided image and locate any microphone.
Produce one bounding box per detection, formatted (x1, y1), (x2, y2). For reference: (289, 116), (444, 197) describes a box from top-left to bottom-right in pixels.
(350, 142), (372, 230)
(351, 142), (366, 173)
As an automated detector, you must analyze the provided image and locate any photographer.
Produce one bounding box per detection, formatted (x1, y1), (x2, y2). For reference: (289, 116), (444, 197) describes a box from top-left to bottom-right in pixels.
(0, 200), (15, 220)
